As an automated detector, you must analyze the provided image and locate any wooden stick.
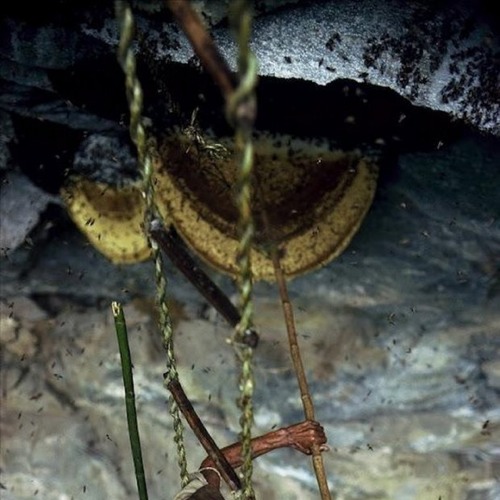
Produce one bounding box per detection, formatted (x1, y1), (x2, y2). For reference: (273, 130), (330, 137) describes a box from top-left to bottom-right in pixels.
(271, 253), (333, 500)
(167, 379), (242, 492)
(149, 224), (241, 328)
(165, 0), (235, 100)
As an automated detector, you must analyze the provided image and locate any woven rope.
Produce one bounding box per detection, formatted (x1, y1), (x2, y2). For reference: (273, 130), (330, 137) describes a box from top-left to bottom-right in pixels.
(115, 1), (188, 486)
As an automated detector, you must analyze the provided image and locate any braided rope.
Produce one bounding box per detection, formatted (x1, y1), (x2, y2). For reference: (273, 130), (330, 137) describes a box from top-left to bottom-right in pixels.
(115, 1), (189, 486)
(227, 2), (258, 497)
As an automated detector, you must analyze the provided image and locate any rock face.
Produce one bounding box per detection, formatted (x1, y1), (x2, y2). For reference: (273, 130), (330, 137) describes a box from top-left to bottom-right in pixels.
(1, 0), (499, 135)
(1, 1), (499, 499)
(124, 0), (499, 136)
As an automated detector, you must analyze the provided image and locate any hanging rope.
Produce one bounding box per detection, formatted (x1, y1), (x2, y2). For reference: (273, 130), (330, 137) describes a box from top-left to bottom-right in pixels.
(226, 1), (259, 498)
(115, 1), (189, 487)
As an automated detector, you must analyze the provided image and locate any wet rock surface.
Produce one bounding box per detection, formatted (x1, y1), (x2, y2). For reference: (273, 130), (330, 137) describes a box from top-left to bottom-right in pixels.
(1, 131), (499, 499)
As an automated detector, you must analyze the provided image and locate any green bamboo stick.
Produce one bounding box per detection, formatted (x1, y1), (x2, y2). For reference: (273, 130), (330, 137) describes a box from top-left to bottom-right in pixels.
(112, 301), (149, 500)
